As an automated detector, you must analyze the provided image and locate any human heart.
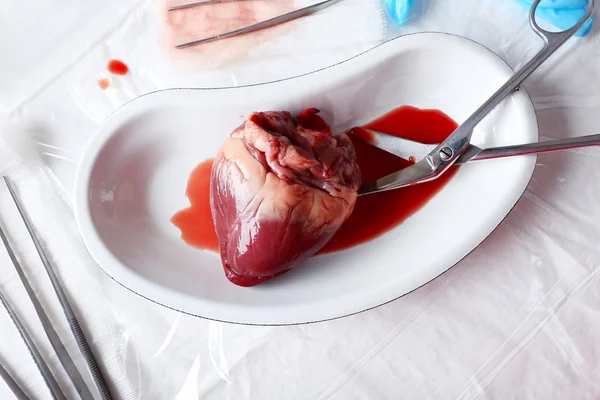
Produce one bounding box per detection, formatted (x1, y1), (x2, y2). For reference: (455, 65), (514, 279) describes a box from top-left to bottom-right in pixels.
(210, 109), (361, 286)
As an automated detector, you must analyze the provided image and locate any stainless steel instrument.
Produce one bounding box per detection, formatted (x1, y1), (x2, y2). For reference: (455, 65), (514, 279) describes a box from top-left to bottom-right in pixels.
(170, 0), (344, 49)
(359, 0), (595, 196)
(0, 362), (29, 400)
(0, 177), (114, 399)
(353, 128), (600, 166)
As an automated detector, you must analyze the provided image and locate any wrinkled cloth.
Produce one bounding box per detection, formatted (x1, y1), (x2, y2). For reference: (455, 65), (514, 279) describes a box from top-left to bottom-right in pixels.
(0, 131), (136, 399)
(2, 0), (600, 398)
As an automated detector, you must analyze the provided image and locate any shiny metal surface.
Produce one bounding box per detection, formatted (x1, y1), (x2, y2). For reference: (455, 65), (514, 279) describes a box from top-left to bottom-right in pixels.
(3, 177), (114, 400)
(352, 128), (437, 160)
(464, 133), (600, 162)
(168, 0), (237, 12)
(0, 279), (66, 400)
(363, 0), (595, 195)
(357, 129), (600, 165)
(358, 131), (600, 195)
(174, 0), (344, 49)
(0, 363), (29, 400)
(0, 193), (93, 400)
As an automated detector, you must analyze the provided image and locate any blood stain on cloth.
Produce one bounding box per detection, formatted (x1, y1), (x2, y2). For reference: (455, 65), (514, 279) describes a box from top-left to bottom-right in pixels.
(98, 77), (111, 90)
(98, 60), (129, 90)
(107, 60), (129, 75)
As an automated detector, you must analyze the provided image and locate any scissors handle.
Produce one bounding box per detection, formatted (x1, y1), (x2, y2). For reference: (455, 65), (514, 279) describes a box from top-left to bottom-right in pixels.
(469, 133), (600, 162)
(376, 0), (594, 192)
(437, 0), (594, 167)
(434, 0), (594, 169)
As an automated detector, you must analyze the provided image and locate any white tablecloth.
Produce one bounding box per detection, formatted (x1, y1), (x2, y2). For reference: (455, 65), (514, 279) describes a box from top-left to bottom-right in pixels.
(1, 0), (600, 398)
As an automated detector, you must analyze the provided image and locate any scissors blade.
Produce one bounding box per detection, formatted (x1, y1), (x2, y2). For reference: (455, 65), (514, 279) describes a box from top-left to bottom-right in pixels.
(358, 156), (437, 196)
(351, 123), (470, 195)
(352, 128), (484, 196)
(351, 127), (487, 166)
(349, 128), (437, 161)
(357, 146), (484, 195)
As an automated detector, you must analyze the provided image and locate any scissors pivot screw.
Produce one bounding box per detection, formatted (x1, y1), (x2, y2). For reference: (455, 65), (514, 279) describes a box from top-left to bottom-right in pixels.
(439, 147), (453, 160)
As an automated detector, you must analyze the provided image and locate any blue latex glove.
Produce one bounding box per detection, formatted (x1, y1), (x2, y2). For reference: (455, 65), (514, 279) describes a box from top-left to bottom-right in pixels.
(383, 0), (415, 26)
(514, 0), (594, 36)
(383, 0), (593, 36)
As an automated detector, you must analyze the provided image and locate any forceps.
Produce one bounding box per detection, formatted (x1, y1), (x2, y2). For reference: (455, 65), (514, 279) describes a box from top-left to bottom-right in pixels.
(170, 0), (344, 49)
(0, 178), (113, 399)
(359, 0), (595, 196)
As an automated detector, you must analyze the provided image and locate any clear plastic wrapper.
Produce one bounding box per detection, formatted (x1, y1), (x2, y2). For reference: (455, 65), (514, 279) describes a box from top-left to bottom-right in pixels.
(1, 0), (600, 398)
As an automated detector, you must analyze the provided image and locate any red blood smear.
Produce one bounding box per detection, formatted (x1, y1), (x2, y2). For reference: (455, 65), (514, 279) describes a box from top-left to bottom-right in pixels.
(98, 78), (111, 90)
(171, 160), (218, 251)
(173, 106), (458, 255)
(318, 106), (458, 254)
(107, 59), (129, 75)
(296, 108), (331, 133)
(348, 127), (375, 143)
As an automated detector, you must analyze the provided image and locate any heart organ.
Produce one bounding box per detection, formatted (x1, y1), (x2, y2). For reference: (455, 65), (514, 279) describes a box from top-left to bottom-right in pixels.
(210, 109), (361, 286)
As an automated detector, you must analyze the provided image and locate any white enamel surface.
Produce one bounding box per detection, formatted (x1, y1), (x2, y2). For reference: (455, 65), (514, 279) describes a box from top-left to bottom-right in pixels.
(73, 33), (537, 325)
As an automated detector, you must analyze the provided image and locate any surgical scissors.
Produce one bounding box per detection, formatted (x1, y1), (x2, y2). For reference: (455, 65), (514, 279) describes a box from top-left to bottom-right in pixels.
(359, 0), (595, 196)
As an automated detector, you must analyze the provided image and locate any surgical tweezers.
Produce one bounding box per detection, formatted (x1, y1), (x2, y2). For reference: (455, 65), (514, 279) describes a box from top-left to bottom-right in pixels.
(171, 0), (344, 49)
(0, 177), (113, 399)
(0, 361), (29, 400)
